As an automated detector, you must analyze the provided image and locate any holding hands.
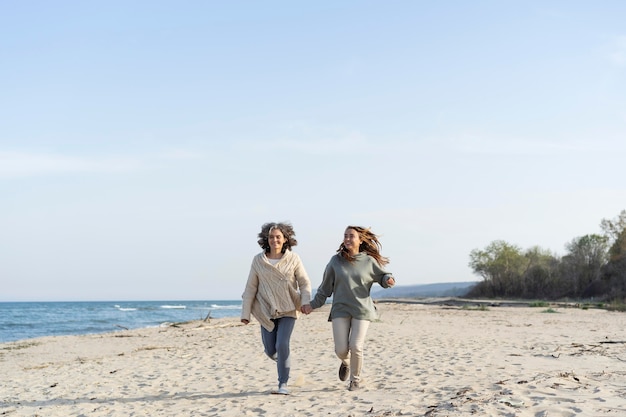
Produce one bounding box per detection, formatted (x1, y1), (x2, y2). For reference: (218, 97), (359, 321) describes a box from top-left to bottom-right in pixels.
(300, 304), (312, 315)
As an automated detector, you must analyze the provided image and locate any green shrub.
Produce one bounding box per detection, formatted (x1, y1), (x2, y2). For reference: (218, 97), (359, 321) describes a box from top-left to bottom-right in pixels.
(606, 300), (626, 312)
(529, 301), (549, 307)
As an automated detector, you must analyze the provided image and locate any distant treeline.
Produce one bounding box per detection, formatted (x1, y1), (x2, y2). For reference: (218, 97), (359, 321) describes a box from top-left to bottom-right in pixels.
(467, 210), (626, 301)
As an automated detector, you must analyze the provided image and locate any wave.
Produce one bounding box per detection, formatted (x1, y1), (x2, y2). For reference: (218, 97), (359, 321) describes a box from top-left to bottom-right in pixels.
(209, 304), (241, 310)
(1, 301), (244, 343)
(114, 305), (138, 311)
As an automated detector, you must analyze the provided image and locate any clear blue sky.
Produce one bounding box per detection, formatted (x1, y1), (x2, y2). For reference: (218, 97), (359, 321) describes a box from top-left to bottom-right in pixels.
(1, 1), (625, 301)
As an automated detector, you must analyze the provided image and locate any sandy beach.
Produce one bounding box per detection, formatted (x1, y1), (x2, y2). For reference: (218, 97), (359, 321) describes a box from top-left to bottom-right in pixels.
(2, 302), (625, 416)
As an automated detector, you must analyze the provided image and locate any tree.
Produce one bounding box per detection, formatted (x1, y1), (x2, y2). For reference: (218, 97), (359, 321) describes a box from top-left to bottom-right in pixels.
(522, 246), (561, 298)
(600, 210), (626, 300)
(600, 210), (626, 242)
(468, 240), (526, 297)
(600, 209), (626, 262)
(561, 234), (609, 296)
(466, 211), (626, 301)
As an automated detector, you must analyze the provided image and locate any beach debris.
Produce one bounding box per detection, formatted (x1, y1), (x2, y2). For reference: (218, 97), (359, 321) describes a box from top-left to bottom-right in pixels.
(424, 406), (436, 416)
(557, 371), (580, 382)
(134, 345), (174, 352)
(365, 408), (403, 416)
(450, 387), (473, 400)
(498, 397), (524, 408)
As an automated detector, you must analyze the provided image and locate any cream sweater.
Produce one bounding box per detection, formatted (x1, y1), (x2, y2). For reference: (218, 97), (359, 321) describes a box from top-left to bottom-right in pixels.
(241, 250), (312, 331)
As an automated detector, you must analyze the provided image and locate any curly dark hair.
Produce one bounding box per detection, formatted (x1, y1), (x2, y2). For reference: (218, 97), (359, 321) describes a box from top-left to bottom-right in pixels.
(257, 222), (298, 254)
(337, 225), (389, 266)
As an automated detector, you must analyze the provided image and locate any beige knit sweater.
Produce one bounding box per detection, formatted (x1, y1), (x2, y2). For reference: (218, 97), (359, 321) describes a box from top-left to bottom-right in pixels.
(241, 250), (312, 331)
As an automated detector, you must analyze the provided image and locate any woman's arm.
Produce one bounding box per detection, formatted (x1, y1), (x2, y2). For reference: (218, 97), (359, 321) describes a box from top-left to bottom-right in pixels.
(240, 260), (259, 324)
(294, 254), (312, 305)
(309, 261), (335, 309)
(371, 258), (395, 288)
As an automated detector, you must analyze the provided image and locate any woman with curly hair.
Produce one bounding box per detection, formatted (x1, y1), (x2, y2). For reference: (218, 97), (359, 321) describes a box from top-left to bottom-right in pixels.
(301, 225), (395, 391)
(241, 222), (312, 395)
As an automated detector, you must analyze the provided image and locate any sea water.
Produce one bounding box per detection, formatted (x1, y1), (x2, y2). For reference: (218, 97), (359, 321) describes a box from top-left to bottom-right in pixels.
(0, 300), (242, 344)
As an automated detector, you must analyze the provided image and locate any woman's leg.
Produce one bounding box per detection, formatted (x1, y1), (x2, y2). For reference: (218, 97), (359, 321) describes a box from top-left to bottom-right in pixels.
(274, 317), (296, 385)
(260, 323), (277, 360)
(331, 317), (351, 364)
(348, 318), (370, 383)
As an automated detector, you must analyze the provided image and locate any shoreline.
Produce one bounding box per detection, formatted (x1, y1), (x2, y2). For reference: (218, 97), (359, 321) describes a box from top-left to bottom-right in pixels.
(2, 302), (625, 416)
(0, 297), (614, 346)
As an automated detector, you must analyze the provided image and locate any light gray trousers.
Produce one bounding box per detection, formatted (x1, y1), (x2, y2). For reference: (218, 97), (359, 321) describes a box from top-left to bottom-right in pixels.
(331, 317), (370, 383)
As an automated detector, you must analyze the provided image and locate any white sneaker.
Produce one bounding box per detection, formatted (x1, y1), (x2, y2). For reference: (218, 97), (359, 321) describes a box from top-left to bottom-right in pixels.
(272, 383), (289, 395)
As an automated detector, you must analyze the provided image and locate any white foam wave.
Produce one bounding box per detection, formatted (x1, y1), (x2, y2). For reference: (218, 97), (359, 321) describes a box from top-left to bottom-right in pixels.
(210, 304), (241, 309)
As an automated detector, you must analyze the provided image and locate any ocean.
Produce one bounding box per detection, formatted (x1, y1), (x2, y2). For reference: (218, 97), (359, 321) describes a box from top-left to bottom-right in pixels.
(0, 300), (242, 344)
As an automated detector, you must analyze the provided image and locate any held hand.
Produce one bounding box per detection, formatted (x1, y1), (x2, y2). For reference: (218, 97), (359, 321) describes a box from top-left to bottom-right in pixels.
(300, 304), (313, 315)
(241, 319), (250, 325)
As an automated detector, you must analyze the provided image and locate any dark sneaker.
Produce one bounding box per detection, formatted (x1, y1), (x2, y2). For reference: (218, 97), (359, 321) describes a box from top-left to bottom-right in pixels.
(338, 362), (349, 381)
(348, 381), (361, 391)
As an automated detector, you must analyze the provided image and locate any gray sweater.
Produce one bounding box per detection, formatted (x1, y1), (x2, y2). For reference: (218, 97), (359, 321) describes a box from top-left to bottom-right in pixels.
(310, 252), (393, 321)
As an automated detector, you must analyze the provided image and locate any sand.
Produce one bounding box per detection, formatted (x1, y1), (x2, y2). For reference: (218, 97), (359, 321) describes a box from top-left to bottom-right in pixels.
(1, 302), (625, 416)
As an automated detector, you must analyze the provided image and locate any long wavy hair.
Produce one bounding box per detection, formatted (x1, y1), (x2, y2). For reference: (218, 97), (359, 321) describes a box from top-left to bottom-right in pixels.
(337, 225), (389, 266)
(257, 222), (298, 254)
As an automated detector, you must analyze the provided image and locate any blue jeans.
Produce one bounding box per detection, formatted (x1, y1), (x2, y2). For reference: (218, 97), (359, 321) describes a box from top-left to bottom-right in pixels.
(260, 317), (296, 385)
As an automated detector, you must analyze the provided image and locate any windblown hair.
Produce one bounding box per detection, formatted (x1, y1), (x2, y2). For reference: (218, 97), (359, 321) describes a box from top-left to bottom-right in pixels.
(257, 222), (298, 254)
(337, 225), (389, 266)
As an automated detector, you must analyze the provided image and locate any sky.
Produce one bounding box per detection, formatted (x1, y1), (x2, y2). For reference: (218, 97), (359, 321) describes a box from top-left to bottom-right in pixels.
(1, 1), (625, 302)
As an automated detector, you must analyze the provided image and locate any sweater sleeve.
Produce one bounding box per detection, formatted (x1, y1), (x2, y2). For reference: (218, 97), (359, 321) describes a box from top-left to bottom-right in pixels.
(371, 258), (394, 288)
(310, 260), (335, 309)
(293, 254), (312, 305)
(380, 273), (394, 288)
(240, 259), (259, 321)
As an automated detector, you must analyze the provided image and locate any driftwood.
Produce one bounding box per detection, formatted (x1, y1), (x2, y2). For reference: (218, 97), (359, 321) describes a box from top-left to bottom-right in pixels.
(203, 310), (212, 322)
